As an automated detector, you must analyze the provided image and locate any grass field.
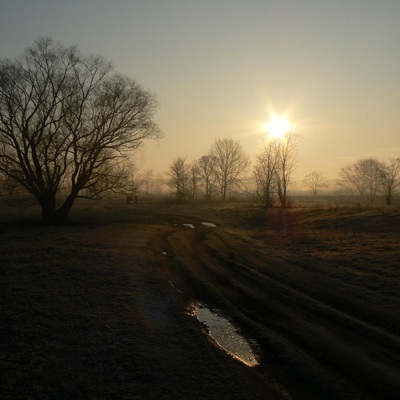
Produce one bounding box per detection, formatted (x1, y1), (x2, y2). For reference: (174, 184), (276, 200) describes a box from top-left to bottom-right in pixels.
(1, 197), (399, 399)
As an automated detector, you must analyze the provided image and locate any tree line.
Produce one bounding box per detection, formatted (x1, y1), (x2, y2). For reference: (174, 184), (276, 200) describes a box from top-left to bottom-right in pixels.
(1, 38), (399, 224)
(166, 133), (298, 208)
(165, 140), (400, 206)
(336, 157), (400, 205)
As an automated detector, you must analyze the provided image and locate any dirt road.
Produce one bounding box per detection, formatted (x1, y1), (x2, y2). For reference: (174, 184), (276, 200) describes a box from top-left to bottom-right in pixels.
(144, 202), (400, 400)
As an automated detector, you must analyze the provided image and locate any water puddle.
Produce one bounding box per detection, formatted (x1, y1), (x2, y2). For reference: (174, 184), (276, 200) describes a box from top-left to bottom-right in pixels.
(181, 222), (216, 228)
(188, 302), (259, 367)
(183, 223), (195, 229)
(202, 221), (217, 227)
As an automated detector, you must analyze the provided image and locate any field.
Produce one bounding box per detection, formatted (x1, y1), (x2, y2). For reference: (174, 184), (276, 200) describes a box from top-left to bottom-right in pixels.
(1, 198), (399, 399)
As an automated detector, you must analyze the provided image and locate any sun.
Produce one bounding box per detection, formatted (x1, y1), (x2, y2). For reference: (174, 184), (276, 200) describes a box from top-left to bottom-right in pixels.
(264, 115), (291, 139)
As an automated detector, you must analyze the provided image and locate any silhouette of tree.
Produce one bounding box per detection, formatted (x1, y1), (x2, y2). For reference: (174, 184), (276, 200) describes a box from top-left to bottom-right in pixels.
(253, 133), (298, 208)
(380, 158), (400, 205)
(209, 138), (249, 200)
(302, 170), (328, 196)
(253, 141), (279, 207)
(274, 132), (298, 208)
(187, 160), (201, 200)
(166, 157), (189, 200)
(0, 38), (160, 223)
(336, 163), (364, 195)
(337, 158), (385, 201)
(197, 155), (217, 200)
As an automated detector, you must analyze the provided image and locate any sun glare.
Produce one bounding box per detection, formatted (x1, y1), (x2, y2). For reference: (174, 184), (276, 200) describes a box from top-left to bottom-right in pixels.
(264, 116), (291, 139)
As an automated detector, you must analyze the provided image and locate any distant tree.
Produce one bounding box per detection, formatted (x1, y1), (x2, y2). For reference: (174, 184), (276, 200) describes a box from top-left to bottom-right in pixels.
(140, 169), (154, 196)
(275, 132), (298, 208)
(302, 170), (328, 196)
(361, 158), (386, 202)
(252, 133), (298, 208)
(187, 161), (201, 200)
(197, 155), (217, 200)
(336, 163), (364, 195)
(380, 158), (400, 205)
(336, 158), (384, 201)
(166, 157), (189, 200)
(0, 38), (160, 223)
(253, 141), (278, 207)
(152, 172), (166, 197)
(210, 138), (250, 200)
(143, 171), (165, 197)
(120, 163), (147, 198)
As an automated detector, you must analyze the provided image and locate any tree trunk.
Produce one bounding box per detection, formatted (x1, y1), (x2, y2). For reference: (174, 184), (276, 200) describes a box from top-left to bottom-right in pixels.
(56, 194), (77, 222)
(40, 192), (76, 224)
(40, 193), (58, 224)
(386, 192), (392, 206)
(263, 187), (274, 208)
(277, 184), (287, 208)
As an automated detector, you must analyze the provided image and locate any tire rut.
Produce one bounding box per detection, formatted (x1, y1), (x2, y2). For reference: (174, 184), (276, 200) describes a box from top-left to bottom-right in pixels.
(161, 220), (400, 400)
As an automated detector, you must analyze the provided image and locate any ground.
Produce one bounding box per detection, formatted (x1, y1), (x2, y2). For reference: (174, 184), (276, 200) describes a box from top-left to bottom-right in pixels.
(1, 198), (399, 399)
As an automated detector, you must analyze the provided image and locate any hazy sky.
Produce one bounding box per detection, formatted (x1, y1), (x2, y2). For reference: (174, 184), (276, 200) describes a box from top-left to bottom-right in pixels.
(1, 0), (400, 182)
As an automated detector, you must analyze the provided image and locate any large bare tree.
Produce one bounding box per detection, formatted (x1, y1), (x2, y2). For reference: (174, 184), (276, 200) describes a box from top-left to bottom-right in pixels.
(209, 138), (249, 200)
(0, 38), (160, 223)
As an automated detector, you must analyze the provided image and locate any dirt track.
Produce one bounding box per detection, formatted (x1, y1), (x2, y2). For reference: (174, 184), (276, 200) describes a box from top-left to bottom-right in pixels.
(1, 200), (399, 399)
(143, 202), (400, 400)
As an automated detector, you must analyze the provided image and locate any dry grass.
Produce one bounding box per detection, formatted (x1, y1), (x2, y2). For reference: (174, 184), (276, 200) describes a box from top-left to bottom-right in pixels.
(0, 199), (278, 400)
(1, 197), (399, 399)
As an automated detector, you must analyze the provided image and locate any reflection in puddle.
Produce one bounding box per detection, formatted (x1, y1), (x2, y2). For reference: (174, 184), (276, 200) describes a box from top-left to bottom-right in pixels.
(188, 303), (258, 367)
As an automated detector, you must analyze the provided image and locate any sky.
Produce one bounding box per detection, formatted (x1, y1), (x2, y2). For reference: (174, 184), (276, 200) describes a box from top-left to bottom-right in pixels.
(1, 0), (400, 184)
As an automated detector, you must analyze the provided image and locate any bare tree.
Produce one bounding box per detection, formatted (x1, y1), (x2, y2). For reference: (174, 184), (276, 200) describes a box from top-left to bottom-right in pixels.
(209, 138), (250, 200)
(197, 155), (217, 200)
(275, 133), (298, 208)
(186, 161), (201, 200)
(120, 162), (147, 199)
(302, 170), (328, 196)
(139, 169), (154, 196)
(361, 158), (386, 202)
(143, 171), (165, 197)
(336, 163), (365, 195)
(380, 158), (400, 205)
(0, 38), (160, 223)
(336, 158), (384, 201)
(253, 141), (279, 207)
(166, 157), (189, 200)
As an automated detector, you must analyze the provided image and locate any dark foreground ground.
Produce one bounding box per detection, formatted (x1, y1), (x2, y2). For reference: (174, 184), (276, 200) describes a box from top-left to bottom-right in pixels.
(1, 199), (399, 399)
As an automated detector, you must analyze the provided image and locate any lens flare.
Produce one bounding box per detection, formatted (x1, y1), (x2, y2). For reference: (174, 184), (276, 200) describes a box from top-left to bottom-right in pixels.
(264, 115), (291, 139)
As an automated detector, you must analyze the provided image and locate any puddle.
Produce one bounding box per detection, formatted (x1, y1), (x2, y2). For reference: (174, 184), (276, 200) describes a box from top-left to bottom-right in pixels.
(188, 302), (259, 367)
(202, 221), (217, 227)
(183, 223), (195, 229)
